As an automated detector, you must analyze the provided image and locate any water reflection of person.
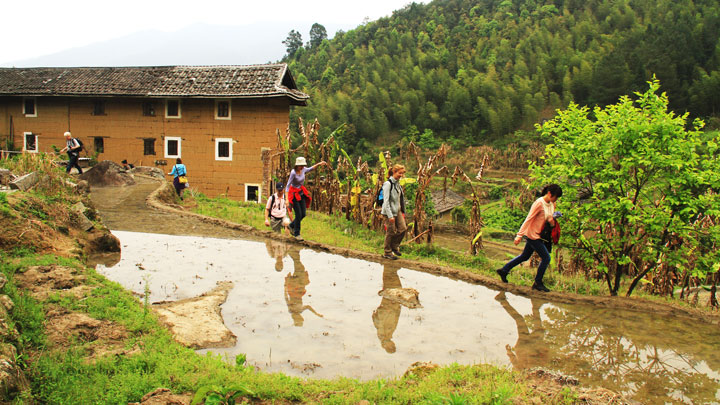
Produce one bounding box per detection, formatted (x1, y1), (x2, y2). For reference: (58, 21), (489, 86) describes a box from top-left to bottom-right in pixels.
(265, 239), (289, 272)
(284, 248), (323, 326)
(495, 291), (549, 369)
(372, 262), (403, 353)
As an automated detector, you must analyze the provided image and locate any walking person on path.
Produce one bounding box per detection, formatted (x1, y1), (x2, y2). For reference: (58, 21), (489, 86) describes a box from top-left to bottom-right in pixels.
(285, 157), (327, 241)
(168, 158), (188, 200)
(59, 131), (83, 174)
(265, 183), (292, 233)
(496, 184), (563, 292)
(381, 164), (407, 260)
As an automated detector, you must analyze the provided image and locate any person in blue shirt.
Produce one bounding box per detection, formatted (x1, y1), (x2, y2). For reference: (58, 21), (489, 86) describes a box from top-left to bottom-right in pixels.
(168, 158), (188, 200)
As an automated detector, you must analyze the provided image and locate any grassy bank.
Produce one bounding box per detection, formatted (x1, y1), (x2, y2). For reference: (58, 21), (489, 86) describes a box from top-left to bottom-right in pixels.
(189, 193), (605, 295)
(1, 253), (552, 404)
(0, 155), (578, 403)
(188, 192), (717, 314)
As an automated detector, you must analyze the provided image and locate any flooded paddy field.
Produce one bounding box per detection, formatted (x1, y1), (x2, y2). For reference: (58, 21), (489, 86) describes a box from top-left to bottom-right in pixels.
(91, 180), (720, 404)
(97, 231), (720, 404)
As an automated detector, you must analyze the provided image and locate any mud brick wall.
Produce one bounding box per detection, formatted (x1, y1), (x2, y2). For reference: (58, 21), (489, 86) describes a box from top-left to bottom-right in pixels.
(1, 96), (290, 201)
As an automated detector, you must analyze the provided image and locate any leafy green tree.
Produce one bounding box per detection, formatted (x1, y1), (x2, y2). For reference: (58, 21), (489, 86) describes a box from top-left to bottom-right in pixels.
(531, 80), (720, 296)
(282, 30), (303, 58)
(309, 23), (328, 48)
(285, 0), (720, 146)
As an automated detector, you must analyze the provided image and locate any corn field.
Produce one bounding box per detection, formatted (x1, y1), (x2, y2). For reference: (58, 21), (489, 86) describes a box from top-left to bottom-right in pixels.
(270, 119), (489, 255)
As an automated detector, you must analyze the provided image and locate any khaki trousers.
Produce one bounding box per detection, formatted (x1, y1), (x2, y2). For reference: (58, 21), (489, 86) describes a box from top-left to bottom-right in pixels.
(383, 214), (407, 255)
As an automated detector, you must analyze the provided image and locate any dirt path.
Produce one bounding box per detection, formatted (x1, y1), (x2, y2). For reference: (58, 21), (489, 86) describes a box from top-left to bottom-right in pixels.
(91, 178), (720, 326)
(90, 177), (256, 239)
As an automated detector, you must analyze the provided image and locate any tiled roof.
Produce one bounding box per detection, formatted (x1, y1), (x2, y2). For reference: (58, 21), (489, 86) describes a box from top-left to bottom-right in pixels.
(0, 64), (308, 104)
(431, 189), (467, 214)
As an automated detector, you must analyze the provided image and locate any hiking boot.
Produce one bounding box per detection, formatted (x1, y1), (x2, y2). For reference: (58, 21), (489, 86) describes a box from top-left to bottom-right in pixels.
(392, 250), (402, 257)
(496, 269), (509, 283)
(294, 235), (304, 241)
(383, 253), (398, 260)
(532, 283), (550, 292)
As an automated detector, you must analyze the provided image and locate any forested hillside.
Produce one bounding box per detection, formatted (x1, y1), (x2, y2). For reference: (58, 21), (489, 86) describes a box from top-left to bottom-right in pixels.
(285, 0), (720, 154)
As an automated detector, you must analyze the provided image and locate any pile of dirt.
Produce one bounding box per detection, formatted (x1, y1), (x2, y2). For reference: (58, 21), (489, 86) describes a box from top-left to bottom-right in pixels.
(153, 282), (237, 349)
(130, 388), (192, 405)
(403, 361), (439, 378)
(129, 166), (165, 180)
(79, 161), (136, 187)
(149, 181), (181, 206)
(45, 307), (128, 345)
(0, 192), (120, 258)
(524, 369), (633, 404)
(14, 265), (92, 300)
(0, 274), (29, 398)
(43, 306), (139, 361)
(378, 288), (422, 308)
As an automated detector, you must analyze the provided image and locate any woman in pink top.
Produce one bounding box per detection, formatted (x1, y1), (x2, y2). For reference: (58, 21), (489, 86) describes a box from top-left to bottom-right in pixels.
(496, 184), (563, 292)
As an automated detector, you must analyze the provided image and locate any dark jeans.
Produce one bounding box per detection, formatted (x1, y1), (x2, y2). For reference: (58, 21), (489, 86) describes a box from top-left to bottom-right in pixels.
(500, 238), (551, 285)
(172, 176), (184, 197)
(290, 195), (307, 236)
(66, 153), (83, 174)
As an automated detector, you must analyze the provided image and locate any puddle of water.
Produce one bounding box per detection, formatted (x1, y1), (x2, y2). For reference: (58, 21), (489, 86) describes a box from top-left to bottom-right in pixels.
(97, 230), (720, 404)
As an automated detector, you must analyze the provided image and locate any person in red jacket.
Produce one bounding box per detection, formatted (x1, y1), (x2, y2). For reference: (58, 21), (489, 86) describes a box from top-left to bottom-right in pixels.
(285, 157), (327, 240)
(496, 184), (563, 292)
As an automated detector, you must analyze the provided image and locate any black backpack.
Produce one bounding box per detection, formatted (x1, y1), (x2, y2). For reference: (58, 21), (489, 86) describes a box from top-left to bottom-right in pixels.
(74, 138), (85, 152)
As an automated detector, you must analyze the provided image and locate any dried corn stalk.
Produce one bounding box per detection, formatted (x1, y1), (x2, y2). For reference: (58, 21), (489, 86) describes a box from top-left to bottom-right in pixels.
(407, 142), (449, 243)
(451, 158), (487, 255)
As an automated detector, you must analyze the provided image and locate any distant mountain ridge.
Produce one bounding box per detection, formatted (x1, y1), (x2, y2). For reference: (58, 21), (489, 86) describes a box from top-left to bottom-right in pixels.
(286, 0), (720, 154)
(1, 22), (354, 68)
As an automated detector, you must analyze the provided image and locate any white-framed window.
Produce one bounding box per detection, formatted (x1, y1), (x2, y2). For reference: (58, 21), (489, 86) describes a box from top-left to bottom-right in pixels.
(23, 98), (37, 117)
(165, 99), (181, 119)
(215, 99), (231, 120)
(164, 136), (182, 158)
(23, 132), (37, 152)
(215, 138), (233, 161)
(245, 184), (261, 203)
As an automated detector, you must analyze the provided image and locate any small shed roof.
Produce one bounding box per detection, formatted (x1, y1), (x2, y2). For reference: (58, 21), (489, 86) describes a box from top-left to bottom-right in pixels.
(0, 64), (308, 105)
(430, 189), (466, 214)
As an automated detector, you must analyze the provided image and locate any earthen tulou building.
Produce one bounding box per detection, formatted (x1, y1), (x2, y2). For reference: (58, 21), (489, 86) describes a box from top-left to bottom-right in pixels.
(0, 64), (309, 201)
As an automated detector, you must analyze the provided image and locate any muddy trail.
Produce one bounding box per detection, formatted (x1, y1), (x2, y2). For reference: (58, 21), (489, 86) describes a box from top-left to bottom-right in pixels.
(90, 179), (253, 239)
(91, 179), (720, 404)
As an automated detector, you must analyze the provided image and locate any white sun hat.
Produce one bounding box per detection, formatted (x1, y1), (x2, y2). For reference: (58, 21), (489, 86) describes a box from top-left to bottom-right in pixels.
(294, 157), (308, 166)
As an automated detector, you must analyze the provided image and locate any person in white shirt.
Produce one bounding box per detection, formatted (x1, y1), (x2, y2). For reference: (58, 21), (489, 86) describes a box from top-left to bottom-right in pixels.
(265, 183), (292, 233)
(59, 131), (83, 174)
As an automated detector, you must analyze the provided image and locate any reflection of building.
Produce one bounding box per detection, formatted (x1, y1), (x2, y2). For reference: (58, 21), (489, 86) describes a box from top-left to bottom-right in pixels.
(284, 248), (322, 326)
(0, 65), (308, 201)
(372, 263), (403, 353)
(494, 292), (548, 370)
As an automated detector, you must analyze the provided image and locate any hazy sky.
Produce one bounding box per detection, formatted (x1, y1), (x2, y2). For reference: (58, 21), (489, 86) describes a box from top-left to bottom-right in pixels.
(2, 0), (420, 64)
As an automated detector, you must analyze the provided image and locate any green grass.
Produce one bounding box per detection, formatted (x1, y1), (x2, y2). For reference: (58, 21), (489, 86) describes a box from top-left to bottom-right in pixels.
(192, 193), (489, 271)
(188, 193), (720, 314)
(0, 254), (539, 404)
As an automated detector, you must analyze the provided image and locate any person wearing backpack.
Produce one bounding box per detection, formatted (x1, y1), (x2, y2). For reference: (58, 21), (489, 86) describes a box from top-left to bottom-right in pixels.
(496, 184), (563, 292)
(168, 158), (188, 200)
(59, 131), (83, 174)
(265, 183), (292, 233)
(381, 164), (407, 260)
